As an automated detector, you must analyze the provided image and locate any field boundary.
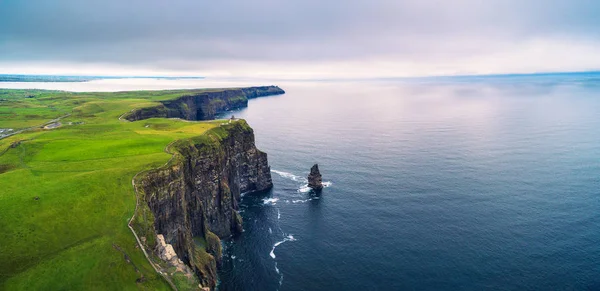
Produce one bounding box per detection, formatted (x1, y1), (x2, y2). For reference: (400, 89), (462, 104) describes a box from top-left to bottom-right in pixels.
(127, 138), (180, 291)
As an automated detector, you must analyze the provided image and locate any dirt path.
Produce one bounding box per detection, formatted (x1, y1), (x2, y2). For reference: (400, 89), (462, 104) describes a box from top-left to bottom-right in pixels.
(0, 114), (71, 140)
(127, 139), (181, 291)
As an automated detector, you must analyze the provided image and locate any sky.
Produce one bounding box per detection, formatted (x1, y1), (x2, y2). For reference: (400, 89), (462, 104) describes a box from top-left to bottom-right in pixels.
(0, 0), (599, 78)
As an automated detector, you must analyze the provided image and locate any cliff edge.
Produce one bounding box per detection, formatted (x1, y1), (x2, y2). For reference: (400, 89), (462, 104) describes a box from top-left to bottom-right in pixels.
(123, 86), (285, 121)
(132, 121), (272, 290)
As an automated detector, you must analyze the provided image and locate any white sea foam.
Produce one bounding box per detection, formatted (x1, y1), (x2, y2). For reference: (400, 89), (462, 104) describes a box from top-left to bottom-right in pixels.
(263, 198), (279, 205)
(269, 227), (273, 234)
(272, 169), (332, 193)
(270, 235), (296, 259)
(292, 197), (322, 203)
(277, 209), (281, 219)
(297, 181), (332, 193)
(298, 185), (311, 193)
(271, 169), (308, 183)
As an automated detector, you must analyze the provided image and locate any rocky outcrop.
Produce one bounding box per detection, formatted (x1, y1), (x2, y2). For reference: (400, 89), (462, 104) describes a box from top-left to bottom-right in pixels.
(126, 86), (281, 289)
(156, 234), (189, 274)
(308, 164), (323, 191)
(124, 86), (285, 121)
(135, 121), (272, 289)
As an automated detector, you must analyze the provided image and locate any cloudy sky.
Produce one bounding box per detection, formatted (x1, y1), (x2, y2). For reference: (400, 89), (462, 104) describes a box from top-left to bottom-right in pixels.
(0, 0), (599, 78)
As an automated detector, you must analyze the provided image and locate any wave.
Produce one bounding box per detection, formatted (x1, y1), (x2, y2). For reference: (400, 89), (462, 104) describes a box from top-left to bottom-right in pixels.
(292, 199), (310, 203)
(297, 181), (333, 193)
(270, 235), (296, 259)
(298, 185), (311, 193)
(263, 197), (279, 205)
(271, 169), (308, 183)
(272, 169), (333, 194)
(278, 268), (284, 286)
(292, 197), (319, 203)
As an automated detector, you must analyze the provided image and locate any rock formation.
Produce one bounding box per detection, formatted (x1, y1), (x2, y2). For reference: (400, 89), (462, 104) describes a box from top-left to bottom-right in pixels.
(134, 121), (272, 290)
(125, 86), (283, 290)
(156, 234), (189, 274)
(308, 164), (323, 191)
(124, 86), (285, 121)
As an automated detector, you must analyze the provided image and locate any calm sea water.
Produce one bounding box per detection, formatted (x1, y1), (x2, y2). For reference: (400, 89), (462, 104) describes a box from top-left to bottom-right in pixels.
(3, 74), (600, 290)
(217, 75), (600, 290)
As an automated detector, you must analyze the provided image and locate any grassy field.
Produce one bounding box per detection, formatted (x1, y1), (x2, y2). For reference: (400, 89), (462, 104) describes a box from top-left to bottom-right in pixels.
(0, 89), (230, 290)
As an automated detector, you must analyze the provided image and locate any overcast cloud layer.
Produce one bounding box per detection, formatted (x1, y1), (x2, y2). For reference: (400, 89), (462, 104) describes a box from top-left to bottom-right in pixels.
(1, 0), (599, 77)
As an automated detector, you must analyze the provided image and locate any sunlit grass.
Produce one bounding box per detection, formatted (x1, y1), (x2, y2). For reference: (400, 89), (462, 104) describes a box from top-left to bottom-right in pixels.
(0, 88), (231, 290)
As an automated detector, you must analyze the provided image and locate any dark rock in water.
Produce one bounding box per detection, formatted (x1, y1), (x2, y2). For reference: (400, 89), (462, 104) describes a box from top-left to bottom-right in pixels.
(308, 164), (323, 191)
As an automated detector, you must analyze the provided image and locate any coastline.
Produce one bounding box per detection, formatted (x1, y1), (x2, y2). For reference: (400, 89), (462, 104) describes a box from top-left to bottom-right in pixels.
(0, 86), (283, 290)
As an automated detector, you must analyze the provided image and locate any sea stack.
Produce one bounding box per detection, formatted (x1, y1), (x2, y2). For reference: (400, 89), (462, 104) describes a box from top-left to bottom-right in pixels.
(308, 164), (323, 191)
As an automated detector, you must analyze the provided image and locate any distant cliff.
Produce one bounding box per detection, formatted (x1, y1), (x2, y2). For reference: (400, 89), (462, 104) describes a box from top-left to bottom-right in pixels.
(133, 121), (272, 290)
(124, 86), (284, 121)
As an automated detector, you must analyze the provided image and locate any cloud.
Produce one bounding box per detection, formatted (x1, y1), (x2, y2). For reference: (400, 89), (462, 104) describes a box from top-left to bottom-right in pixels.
(0, 0), (599, 77)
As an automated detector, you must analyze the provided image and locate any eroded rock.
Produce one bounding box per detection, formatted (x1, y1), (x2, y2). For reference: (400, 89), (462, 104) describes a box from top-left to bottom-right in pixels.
(156, 234), (179, 262)
(139, 121), (273, 290)
(308, 164), (323, 191)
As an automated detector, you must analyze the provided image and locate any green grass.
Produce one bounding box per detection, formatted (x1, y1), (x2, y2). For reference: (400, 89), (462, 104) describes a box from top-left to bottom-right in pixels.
(0, 88), (236, 290)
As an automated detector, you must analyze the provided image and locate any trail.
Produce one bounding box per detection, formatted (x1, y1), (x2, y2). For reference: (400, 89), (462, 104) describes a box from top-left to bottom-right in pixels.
(127, 127), (181, 290)
(0, 114), (71, 140)
(127, 121), (235, 290)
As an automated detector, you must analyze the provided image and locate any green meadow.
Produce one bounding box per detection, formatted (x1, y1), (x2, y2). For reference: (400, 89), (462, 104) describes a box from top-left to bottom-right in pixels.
(0, 89), (229, 290)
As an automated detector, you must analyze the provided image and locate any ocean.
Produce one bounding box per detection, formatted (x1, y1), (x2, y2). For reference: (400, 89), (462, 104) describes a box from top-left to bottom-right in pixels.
(4, 73), (600, 290)
(216, 75), (600, 290)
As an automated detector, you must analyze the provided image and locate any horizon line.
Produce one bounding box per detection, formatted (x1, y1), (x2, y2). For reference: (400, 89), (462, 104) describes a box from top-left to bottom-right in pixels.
(0, 70), (599, 82)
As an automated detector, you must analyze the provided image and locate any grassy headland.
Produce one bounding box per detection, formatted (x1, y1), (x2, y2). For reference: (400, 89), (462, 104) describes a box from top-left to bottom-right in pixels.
(0, 88), (250, 290)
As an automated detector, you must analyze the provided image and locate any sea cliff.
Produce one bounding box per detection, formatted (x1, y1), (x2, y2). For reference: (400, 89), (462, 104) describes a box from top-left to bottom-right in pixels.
(124, 86), (284, 121)
(126, 86), (280, 289)
(132, 120), (272, 290)
(0, 87), (279, 290)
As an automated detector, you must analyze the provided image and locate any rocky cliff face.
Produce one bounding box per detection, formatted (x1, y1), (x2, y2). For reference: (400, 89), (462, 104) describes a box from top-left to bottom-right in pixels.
(125, 86), (285, 121)
(136, 121), (272, 289)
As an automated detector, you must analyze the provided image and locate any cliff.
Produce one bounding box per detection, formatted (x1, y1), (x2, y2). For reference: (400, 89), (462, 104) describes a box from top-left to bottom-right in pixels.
(124, 86), (284, 121)
(133, 121), (272, 290)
